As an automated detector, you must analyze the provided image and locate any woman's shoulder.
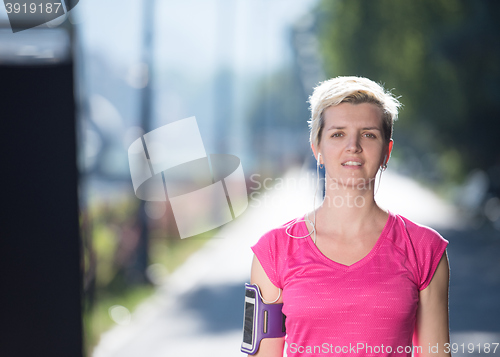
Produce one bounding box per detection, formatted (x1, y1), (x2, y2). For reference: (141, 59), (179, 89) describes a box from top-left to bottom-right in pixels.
(391, 212), (448, 242)
(251, 216), (306, 289)
(389, 211), (449, 291)
(252, 215), (307, 248)
(388, 211), (449, 259)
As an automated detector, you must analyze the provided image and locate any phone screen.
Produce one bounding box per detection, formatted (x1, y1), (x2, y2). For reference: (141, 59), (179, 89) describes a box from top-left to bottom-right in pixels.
(243, 289), (256, 346)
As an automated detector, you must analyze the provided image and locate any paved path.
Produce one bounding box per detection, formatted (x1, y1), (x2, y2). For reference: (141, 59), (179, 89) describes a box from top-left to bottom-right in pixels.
(93, 168), (500, 357)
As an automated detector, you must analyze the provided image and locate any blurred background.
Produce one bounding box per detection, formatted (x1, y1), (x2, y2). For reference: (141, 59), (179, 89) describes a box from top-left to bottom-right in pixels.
(1, 0), (499, 356)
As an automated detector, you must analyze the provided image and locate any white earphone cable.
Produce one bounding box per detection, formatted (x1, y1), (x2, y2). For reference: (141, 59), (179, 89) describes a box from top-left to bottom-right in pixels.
(285, 153), (321, 244)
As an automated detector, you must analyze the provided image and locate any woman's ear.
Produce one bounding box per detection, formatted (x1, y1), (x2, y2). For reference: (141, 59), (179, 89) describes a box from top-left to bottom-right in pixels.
(311, 143), (319, 161)
(385, 139), (394, 165)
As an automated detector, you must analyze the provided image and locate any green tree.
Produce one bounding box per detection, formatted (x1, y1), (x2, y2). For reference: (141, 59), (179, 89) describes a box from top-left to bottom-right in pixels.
(316, 0), (500, 181)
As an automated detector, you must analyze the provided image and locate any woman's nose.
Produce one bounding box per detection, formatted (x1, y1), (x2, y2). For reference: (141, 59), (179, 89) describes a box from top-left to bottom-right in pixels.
(346, 134), (362, 153)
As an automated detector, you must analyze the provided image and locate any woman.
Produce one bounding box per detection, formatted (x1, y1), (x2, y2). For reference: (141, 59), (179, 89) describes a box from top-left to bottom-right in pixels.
(250, 76), (450, 356)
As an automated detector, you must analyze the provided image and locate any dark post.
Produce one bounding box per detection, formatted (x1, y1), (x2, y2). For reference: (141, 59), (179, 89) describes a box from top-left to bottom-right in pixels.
(0, 26), (83, 357)
(133, 0), (156, 282)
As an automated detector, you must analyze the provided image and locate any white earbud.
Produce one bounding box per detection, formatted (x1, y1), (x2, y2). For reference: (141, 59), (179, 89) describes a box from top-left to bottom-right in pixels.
(317, 153), (322, 166)
(381, 155), (388, 171)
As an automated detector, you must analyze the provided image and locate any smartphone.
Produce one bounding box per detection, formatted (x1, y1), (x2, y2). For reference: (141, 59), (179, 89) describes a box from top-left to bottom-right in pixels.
(242, 285), (258, 354)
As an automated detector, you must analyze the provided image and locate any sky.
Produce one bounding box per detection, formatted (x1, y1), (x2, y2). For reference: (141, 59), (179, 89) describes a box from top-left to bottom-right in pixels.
(74, 0), (318, 74)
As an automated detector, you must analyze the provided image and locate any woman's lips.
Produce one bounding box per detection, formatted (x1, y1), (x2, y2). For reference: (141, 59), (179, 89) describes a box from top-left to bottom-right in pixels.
(342, 160), (362, 166)
(341, 160), (363, 168)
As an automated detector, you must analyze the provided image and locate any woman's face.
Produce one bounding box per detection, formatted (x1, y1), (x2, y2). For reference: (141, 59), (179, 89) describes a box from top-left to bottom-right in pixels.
(316, 102), (391, 188)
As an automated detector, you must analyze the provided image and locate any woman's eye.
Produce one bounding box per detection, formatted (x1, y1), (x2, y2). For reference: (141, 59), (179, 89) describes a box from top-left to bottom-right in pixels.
(331, 132), (343, 137)
(364, 133), (376, 138)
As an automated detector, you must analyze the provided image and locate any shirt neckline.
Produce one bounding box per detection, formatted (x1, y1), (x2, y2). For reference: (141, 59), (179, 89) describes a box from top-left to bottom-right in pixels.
(299, 210), (395, 271)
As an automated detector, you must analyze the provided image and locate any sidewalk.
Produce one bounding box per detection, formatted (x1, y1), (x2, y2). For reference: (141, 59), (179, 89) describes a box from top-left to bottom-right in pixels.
(93, 168), (500, 357)
(93, 167), (316, 357)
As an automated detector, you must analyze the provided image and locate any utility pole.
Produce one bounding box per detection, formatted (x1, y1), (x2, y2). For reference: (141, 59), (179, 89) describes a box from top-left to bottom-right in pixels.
(134, 0), (156, 283)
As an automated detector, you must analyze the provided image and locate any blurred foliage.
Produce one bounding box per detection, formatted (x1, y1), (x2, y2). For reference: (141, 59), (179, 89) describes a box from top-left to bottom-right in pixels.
(84, 284), (155, 355)
(82, 196), (212, 354)
(248, 68), (312, 176)
(316, 0), (500, 183)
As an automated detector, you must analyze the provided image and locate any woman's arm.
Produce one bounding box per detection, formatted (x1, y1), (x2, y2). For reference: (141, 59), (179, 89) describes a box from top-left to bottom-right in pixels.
(249, 254), (285, 357)
(414, 250), (451, 357)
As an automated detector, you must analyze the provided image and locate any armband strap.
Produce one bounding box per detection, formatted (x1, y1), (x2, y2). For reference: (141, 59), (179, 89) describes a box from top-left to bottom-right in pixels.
(241, 283), (286, 355)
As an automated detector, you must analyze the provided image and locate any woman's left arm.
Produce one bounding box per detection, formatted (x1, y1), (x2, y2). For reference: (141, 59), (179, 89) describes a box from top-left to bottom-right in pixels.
(414, 250), (451, 357)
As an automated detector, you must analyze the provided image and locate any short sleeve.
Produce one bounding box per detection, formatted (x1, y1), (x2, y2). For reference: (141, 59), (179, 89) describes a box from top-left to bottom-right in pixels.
(251, 230), (283, 289)
(409, 224), (449, 291)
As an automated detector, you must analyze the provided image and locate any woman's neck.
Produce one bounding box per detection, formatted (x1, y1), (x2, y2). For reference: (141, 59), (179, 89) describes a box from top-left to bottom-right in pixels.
(313, 176), (385, 237)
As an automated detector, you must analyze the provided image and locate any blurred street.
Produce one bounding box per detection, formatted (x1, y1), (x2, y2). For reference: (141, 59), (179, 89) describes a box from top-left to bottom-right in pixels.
(93, 167), (500, 357)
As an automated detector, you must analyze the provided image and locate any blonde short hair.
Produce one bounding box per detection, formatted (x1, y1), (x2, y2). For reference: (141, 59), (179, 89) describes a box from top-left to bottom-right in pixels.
(308, 76), (401, 148)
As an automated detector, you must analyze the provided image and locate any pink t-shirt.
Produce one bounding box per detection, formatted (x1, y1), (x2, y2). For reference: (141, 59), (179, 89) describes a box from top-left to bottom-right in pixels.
(251, 210), (448, 357)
